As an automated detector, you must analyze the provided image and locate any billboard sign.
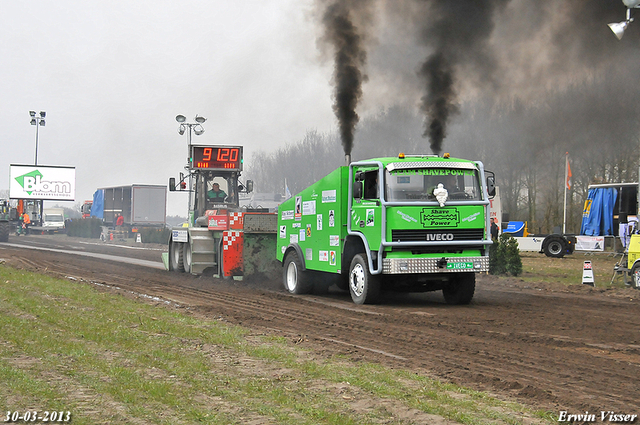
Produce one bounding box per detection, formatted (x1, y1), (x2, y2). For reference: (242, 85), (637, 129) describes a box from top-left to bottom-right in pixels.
(9, 165), (76, 201)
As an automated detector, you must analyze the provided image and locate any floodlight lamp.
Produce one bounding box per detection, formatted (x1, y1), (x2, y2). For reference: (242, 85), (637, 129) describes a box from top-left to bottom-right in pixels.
(609, 20), (630, 39)
(29, 111), (36, 117)
(40, 111), (46, 118)
(194, 125), (205, 136)
(30, 119), (36, 126)
(176, 114), (186, 123)
(194, 115), (206, 124)
(178, 124), (185, 135)
(40, 120), (45, 126)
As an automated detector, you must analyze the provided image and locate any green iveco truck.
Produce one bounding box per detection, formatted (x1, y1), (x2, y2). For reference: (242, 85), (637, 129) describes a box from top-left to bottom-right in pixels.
(276, 153), (496, 305)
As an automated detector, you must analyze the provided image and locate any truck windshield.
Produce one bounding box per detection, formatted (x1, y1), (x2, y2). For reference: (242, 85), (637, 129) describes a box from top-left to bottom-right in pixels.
(45, 215), (64, 222)
(385, 168), (482, 202)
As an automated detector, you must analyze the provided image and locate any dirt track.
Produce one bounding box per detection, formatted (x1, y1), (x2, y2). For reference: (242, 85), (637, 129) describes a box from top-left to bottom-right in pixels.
(1, 234), (639, 416)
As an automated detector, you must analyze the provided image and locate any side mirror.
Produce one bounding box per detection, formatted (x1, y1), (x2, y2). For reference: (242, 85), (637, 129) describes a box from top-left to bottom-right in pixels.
(485, 172), (496, 198)
(169, 177), (176, 192)
(246, 180), (254, 194)
(353, 181), (363, 199)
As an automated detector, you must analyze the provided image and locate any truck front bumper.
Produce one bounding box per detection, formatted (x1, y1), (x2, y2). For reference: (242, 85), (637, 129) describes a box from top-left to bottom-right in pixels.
(383, 256), (489, 274)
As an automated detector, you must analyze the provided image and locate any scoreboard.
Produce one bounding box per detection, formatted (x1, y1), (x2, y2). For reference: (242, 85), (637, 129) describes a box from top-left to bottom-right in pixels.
(190, 146), (242, 171)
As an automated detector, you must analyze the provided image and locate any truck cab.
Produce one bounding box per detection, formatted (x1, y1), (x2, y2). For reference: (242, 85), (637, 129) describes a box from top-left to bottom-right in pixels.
(42, 208), (65, 233)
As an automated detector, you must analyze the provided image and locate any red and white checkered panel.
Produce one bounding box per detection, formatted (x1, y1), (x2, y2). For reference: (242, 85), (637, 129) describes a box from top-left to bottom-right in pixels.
(222, 231), (242, 250)
(229, 212), (244, 230)
(222, 230), (243, 277)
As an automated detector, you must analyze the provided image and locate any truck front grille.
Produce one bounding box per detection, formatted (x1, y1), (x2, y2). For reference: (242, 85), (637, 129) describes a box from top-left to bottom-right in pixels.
(391, 228), (484, 242)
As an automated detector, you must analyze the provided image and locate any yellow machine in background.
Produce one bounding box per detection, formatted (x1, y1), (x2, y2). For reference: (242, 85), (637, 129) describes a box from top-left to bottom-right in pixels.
(622, 234), (640, 288)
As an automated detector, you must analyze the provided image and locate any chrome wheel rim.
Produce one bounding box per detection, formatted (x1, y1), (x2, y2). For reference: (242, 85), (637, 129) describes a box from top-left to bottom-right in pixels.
(350, 263), (365, 297)
(286, 261), (298, 292)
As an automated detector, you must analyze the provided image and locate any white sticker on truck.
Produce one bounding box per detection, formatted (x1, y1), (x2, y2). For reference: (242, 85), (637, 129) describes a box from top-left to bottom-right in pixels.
(172, 229), (188, 243)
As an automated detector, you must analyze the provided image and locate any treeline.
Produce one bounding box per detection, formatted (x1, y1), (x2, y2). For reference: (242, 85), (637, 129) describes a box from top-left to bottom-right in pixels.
(245, 70), (640, 235)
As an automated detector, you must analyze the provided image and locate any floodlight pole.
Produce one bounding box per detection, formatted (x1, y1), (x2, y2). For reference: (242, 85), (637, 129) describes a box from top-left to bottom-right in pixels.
(30, 111), (46, 166)
(29, 111), (46, 226)
(176, 115), (206, 226)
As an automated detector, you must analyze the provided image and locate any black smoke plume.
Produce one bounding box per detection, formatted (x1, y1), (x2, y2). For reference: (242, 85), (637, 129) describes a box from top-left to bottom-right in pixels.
(417, 0), (508, 155)
(418, 51), (458, 155)
(321, 0), (370, 158)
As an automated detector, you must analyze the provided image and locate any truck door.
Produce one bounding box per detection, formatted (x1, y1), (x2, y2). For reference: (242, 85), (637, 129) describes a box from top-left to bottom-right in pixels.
(351, 169), (383, 253)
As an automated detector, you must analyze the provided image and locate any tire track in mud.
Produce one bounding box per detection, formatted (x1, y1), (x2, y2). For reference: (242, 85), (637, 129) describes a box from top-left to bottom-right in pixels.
(70, 269), (640, 412)
(2, 244), (640, 413)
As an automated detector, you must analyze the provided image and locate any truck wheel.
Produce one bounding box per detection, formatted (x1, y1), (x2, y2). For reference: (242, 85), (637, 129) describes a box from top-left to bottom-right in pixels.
(442, 273), (475, 305)
(0, 223), (9, 242)
(348, 254), (381, 305)
(170, 240), (185, 272)
(183, 242), (193, 274)
(283, 251), (312, 294)
(543, 236), (566, 258)
(631, 263), (640, 289)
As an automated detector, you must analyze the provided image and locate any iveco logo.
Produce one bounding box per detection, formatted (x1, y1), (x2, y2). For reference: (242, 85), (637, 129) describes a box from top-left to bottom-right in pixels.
(426, 233), (454, 241)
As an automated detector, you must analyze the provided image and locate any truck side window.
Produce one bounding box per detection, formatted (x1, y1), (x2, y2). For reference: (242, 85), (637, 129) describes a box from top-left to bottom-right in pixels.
(363, 171), (379, 199)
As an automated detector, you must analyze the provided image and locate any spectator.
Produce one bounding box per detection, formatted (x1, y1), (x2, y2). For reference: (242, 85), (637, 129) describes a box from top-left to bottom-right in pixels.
(490, 217), (499, 240)
(23, 212), (31, 235)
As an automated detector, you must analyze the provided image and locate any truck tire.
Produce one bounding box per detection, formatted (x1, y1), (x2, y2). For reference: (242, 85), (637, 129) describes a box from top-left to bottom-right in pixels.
(442, 273), (475, 305)
(283, 251), (313, 294)
(170, 240), (185, 272)
(183, 242), (193, 274)
(631, 263), (640, 289)
(0, 222), (9, 242)
(348, 253), (381, 305)
(543, 235), (566, 258)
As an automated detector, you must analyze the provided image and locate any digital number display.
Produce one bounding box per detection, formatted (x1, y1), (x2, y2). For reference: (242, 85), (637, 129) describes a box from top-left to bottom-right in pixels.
(191, 146), (242, 170)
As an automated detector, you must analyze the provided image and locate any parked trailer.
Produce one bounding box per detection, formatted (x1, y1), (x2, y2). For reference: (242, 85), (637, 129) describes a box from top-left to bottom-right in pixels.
(91, 185), (167, 227)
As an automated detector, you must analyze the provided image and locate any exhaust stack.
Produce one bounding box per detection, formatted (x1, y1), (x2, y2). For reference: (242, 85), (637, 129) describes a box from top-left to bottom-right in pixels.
(345, 154), (351, 165)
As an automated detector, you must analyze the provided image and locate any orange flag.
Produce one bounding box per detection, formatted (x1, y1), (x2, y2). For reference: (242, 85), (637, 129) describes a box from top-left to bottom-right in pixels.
(566, 155), (572, 190)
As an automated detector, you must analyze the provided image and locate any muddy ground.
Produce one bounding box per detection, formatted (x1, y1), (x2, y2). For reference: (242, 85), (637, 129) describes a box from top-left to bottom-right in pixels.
(1, 234), (639, 416)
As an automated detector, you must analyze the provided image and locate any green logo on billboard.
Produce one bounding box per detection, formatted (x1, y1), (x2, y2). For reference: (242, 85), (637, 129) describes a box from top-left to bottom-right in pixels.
(420, 208), (460, 228)
(15, 170), (44, 195)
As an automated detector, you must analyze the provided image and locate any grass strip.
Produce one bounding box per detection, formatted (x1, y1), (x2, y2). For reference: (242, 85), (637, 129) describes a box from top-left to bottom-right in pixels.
(0, 265), (556, 424)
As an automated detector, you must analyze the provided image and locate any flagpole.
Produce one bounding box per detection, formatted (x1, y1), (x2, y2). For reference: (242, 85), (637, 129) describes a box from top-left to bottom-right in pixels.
(563, 152), (568, 234)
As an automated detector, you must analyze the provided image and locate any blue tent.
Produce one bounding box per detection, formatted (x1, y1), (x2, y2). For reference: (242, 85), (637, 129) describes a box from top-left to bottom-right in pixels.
(90, 189), (104, 219)
(580, 187), (617, 236)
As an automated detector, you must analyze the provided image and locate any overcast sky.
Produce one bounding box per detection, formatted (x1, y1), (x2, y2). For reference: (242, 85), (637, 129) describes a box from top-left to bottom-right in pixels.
(0, 1), (336, 216)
